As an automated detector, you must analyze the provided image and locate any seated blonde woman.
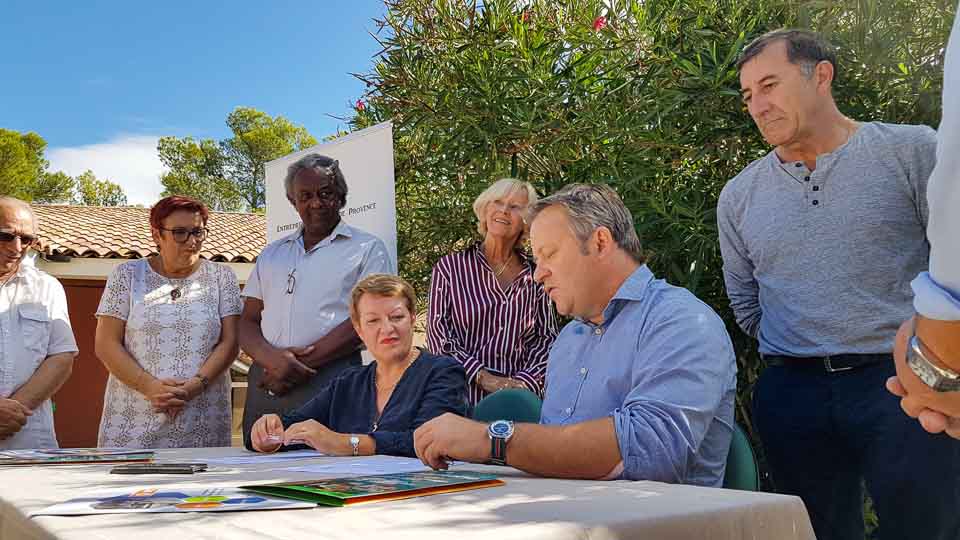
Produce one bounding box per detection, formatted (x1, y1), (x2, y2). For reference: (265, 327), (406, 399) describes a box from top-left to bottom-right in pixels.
(428, 178), (559, 405)
(249, 274), (467, 457)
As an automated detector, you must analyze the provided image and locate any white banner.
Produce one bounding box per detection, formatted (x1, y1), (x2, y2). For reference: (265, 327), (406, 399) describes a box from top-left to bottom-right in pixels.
(264, 122), (397, 267)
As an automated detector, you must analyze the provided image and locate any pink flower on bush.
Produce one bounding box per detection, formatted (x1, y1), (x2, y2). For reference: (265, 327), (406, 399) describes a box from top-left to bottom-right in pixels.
(592, 16), (606, 31)
(355, 100), (366, 112)
(521, 10), (531, 23)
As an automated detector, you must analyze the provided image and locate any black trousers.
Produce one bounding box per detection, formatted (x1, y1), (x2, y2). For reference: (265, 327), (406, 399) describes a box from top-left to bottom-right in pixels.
(753, 358), (960, 540)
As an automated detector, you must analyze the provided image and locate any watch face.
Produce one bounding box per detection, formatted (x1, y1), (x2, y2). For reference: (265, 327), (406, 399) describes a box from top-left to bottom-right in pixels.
(489, 420), (513, 438)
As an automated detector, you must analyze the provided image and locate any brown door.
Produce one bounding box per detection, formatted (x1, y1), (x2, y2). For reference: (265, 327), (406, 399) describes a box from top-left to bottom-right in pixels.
(53, 279), (108, 448)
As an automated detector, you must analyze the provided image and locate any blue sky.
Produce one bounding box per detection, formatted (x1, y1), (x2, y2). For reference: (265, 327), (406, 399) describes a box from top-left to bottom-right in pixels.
(0, 1), (387, 204)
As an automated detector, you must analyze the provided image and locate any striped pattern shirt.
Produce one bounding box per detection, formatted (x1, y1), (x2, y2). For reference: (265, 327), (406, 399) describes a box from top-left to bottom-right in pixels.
(427, 242), (559, 405)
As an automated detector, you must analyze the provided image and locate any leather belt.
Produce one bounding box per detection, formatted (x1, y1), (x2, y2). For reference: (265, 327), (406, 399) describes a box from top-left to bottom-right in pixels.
(763, 353), (891, 373)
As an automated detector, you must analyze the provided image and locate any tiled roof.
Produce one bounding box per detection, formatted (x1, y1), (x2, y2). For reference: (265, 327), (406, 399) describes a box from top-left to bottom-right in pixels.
(31, 205), (266, 263)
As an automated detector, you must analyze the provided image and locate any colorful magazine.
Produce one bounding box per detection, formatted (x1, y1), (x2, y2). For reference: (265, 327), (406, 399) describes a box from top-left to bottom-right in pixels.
(240, 470), (504, 507)
(31, 487), (315, 516)
(0, 448), (154, 466)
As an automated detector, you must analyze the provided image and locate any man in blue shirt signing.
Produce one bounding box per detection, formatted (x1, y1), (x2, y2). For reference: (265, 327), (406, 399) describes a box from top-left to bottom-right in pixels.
(414, 184), (737, 486)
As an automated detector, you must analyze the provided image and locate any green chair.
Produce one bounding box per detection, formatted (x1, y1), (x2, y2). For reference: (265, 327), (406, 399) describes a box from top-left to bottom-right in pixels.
(723, 423), (760, 491)
(472, 388), (543, 423)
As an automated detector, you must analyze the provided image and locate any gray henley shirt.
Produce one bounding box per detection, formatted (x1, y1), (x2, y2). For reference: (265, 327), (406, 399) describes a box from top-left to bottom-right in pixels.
(717, 121), (937, 357)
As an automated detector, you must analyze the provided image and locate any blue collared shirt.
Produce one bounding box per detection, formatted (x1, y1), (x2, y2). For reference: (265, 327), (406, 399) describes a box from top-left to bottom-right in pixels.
(541, 265), (737, 487)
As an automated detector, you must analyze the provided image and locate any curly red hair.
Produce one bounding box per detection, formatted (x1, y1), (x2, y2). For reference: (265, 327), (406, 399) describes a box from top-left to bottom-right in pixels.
(150, 195), (210, 230)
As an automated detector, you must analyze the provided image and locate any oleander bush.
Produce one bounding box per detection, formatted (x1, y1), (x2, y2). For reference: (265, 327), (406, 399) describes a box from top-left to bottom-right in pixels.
(351, 0), (954, 532)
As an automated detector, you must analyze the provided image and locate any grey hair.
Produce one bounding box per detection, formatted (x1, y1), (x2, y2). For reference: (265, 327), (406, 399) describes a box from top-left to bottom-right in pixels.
(472, 178), (539, 238)
(528, 183), (645, 264)
(284, 153), (348, 209)
(736, 29), (838, 81)
(0, 196), (37, 232)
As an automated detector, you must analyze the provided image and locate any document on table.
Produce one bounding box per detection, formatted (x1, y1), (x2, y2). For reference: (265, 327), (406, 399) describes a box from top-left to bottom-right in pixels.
(31, 487), (315, 516)
(282, 456), (436, 477)
(205, 450), (327, 465)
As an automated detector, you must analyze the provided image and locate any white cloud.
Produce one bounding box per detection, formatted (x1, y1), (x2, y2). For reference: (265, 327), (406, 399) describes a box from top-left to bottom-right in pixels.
(48, 135), (166, 206)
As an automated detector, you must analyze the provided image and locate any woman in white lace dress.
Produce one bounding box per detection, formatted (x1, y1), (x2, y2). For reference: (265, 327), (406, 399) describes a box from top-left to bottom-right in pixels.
(94, 196), (242, 448)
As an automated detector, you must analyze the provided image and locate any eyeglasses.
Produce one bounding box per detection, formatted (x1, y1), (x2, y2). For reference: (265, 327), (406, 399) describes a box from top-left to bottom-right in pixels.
(286, 269), (296, 294)
(158, 227), (208, 243)
(0, 230), (38, 247)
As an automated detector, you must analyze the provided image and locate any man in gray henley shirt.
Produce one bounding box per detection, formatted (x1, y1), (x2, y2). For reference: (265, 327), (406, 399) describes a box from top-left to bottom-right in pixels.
(718, 29), (960, 540)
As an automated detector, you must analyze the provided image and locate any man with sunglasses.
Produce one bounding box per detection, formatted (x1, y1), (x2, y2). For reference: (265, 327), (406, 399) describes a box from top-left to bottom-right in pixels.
(0, 196), (77, 449)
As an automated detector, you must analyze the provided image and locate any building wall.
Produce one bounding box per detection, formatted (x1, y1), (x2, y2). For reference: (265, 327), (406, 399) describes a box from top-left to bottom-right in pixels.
(53, 279), (108, 447)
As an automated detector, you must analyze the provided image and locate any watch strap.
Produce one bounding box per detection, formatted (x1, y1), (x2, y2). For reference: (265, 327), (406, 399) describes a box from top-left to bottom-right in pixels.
(490, 436), (507, 466)
(908, 335), (960, 392)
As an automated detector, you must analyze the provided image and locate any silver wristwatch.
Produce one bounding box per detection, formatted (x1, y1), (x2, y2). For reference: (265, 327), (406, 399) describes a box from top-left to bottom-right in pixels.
(349, 435), (360, 456)
(907, 335), (960, 392)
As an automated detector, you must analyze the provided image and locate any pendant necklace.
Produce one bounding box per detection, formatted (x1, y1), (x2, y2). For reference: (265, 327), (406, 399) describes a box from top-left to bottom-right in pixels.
(493, 256), (511, 277)
(372, 349), (419, 431)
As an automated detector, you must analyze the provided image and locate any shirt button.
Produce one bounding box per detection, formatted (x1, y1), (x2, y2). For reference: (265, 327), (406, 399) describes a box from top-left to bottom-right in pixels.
(812, 200), (819, 206)
(594, 327), (603, 336)
(580, 367), (587, 375)
(812, 186), (820, 191)
(565, 407), (572, 414)
(804, 176), (810, 181)
(795, 163), (802, 167)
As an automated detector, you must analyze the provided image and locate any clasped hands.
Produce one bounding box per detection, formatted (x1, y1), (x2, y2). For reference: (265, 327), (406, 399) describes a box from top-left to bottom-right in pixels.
(0, 398), (32, 441)
(258, 346), (317, 396)
(140, 375), (207, 420)
(250, 414), (338, 454)
(887, 317), (960, 439)
(477, 369), (525, 394)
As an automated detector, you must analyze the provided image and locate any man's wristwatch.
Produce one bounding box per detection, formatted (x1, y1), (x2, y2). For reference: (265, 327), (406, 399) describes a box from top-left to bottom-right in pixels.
(349, 435), (360, 456)
(907, 334), (960, 392)
(487, 420), (514, 466)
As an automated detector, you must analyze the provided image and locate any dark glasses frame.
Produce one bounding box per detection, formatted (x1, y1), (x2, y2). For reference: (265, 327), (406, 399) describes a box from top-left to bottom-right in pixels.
(157, 227), (209, 244)
(0, 229), (39, 247)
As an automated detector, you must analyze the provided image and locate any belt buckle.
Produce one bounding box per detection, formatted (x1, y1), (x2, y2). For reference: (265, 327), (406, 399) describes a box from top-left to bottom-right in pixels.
(824, 356), (853, 373)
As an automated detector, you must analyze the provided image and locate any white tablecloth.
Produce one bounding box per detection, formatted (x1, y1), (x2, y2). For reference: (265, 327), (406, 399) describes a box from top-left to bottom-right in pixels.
(0, 447), (814, 540)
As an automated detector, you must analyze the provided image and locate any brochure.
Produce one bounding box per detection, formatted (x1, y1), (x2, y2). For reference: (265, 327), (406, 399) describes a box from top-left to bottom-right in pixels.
(241, 470), (503, 507)
(31, 487), (316, 516)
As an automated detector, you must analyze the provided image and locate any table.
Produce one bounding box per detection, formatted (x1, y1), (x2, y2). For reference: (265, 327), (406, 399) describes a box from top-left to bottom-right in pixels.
(0, 447), (814, 540)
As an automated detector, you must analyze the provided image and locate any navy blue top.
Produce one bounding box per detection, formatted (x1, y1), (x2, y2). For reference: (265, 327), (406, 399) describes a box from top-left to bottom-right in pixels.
(273, 350), (467, 457)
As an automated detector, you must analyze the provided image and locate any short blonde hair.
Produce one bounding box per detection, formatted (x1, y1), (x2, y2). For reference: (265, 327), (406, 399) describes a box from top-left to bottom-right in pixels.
(472, 178), (539, 237)
(349, 274), (418, 322)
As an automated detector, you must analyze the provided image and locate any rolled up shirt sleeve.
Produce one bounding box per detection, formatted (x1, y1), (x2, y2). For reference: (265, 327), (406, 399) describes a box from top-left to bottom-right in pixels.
(612, 303), (737, 482)
(915, 9), (960, 320)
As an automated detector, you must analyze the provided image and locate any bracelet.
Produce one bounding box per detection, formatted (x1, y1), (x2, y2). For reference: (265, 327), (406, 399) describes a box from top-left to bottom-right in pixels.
(194, 374), (209, 391)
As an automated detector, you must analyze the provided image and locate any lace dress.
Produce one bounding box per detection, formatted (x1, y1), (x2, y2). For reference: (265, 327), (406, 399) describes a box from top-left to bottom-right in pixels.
(95, 258), (242, 448)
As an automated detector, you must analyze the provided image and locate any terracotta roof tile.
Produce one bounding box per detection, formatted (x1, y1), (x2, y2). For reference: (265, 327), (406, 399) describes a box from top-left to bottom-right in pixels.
(31, 205), (266, 263)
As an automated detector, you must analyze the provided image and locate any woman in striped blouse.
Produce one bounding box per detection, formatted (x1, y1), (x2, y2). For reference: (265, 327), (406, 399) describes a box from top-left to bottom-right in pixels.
(428, 178), (559, 405)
